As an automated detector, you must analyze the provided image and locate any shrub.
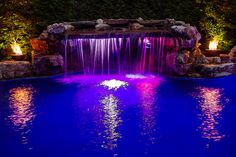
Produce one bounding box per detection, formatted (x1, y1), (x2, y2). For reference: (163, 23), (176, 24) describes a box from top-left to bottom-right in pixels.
(0, 13), (33, 60)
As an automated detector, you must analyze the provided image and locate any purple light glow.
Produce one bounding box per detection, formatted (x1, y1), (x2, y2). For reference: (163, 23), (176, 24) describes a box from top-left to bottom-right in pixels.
(136, 77), (161, 143)
(65, 74), (163, 149)
(63, 37), (169, 74)
(63, 34), (197, 75)
(57, 74), (163, 87)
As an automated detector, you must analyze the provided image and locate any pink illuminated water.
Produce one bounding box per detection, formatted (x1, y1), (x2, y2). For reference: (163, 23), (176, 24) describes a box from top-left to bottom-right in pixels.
(63, 37), (170, 74)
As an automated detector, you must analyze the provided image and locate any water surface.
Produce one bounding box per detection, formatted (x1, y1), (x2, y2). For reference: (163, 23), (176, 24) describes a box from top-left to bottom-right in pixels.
(0, 74), (236, 157)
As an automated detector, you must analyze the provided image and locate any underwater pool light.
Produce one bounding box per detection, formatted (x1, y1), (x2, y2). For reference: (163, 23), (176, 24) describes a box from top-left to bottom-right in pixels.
(143, 37), (151, 48)
(99, 79), (128, 91)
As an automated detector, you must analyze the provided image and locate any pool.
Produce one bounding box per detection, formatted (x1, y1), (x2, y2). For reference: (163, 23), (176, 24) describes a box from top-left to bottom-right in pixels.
(0, 74), (236, 157)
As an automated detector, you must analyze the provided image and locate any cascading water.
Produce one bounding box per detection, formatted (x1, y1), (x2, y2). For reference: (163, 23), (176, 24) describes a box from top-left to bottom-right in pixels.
(63, 36), (169, 74)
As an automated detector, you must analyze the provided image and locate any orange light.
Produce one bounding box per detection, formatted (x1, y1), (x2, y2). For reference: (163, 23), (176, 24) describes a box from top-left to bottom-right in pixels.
(209, 40), (218, 50)
(9, 87), (34, 128)
(11, 42), (23, 55)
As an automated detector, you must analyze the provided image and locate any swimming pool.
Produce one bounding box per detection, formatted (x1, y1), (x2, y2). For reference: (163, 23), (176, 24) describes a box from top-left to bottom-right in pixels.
(0, 74), (236, 157)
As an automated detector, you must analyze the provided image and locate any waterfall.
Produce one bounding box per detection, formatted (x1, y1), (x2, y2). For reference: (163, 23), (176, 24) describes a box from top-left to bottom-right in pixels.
(63, 36), (167, 74)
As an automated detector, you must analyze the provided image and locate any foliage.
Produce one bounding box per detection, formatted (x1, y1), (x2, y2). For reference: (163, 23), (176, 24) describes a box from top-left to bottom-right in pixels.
(0, 0), (235, 61)
(199, 0), (235, 50)
(32, 0), (77, 33)
(75, 0), (201, 23)
(0, 14), (33, 60)
(75, 0), (128, 20)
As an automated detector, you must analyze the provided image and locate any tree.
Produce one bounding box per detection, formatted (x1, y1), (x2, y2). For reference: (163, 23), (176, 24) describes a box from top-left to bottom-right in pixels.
(199, 0), (236, 50)
(0, 0), (33, 60)
(32, 0), (77, 27)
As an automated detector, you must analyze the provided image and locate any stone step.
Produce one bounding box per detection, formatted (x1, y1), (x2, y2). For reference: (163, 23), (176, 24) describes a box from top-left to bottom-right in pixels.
(195, 63), (236, 77)
(206, 57), (221, 64)
(231, 57), (236, 63)
(0, 61), (32, 79)
(219, 54), (231, 63)
(213, 72), (232, 77)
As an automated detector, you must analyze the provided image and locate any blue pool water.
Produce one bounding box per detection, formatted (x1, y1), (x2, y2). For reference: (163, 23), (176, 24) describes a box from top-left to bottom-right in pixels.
(0, 74), (236, 157)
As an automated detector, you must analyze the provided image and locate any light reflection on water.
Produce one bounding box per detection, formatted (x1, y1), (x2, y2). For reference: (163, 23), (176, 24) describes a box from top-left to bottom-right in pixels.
(136, 80), (160, 144)
(195, 87), (228, 142)
(99, 94), (122, 150)
(8, 86), (35, 145)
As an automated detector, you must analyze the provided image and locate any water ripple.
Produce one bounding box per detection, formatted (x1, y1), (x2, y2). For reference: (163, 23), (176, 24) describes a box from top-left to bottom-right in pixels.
(194, 87), (228, 142)
(8, 86), (36, 145)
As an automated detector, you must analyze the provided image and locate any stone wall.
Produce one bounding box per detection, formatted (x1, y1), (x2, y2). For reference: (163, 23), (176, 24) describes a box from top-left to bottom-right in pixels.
(33, 54), (64, 75)
(34, 18), (201, 75)
(0, 18), (234, 80)
(0, 55), (64, 80)
(0, 61), (32, 79)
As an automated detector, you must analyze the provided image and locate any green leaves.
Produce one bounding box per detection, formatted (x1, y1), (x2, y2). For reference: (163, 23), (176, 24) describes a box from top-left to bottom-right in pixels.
(200, 1), (232, 50)
(0, 13), (33, 60)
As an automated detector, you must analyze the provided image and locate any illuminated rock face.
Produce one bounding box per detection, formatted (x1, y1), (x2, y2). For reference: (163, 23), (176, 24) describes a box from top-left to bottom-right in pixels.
(3, 18), (233, 78)
(35, 18), (201, 75)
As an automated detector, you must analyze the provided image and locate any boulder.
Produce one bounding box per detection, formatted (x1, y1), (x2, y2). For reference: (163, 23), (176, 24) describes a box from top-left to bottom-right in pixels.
(194, 54), (209, 64)
(33, 55), (64, 75)
(137, 17), (144, 21)
(174, 63), (192, 76)
(229, 45), (236, 58)
(171, 25), (186, 35)
(219, 54), (231, 63)
(231, 57), (236, 63)
(233, 63), (236, 73)
(96, 19), (104, 24)
(47, 23), (65, 34)
(0, 61), (32, 79)
(47, 23), (74, 34)
(214, 72), (232, 77)
(105, 19), (129, 26)
(171, 25), (201, 41)
(95, 24), (111, 31)
(186, 26), (201, 41)
(187, 73), (201, 78)
(39, 30), (49, 40)
(206, 57), (221, 64)
(195, 63), (235, 77)
(64, 24), (75, 32)
(175, 21), (185, 25)
(130, 23), (144, 30)
(164, 18), (176, 26)
(166, 51), (192, 76)
(175, 50), (190, 64)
